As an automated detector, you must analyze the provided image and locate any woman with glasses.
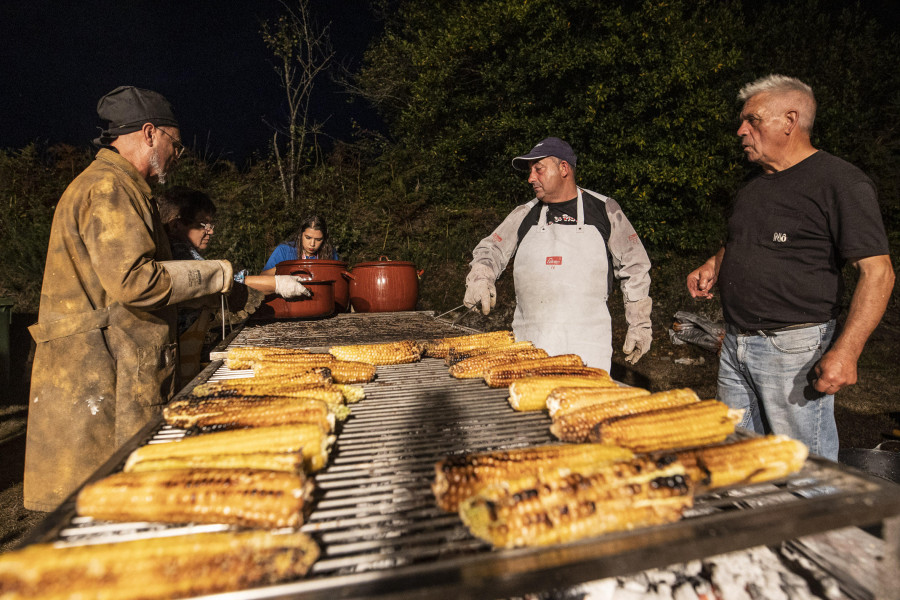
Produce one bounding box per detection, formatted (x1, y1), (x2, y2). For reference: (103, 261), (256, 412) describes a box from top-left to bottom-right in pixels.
(157, 187), (311, 382)
(261, 214), (339, 274)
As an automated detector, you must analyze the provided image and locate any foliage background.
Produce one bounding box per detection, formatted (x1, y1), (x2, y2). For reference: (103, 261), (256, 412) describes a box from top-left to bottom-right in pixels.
(1, 0), (897, 332)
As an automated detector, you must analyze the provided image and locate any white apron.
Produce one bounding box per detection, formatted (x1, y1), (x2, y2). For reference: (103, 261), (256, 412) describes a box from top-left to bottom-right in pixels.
(512, 189), (613, 370)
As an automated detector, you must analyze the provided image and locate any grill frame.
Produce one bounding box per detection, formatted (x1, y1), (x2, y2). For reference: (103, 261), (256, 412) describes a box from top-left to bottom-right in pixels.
(20, 312), (900, 600)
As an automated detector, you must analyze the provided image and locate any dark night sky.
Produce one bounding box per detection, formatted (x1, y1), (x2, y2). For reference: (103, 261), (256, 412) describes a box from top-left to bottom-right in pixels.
(0, 1), (382, 162)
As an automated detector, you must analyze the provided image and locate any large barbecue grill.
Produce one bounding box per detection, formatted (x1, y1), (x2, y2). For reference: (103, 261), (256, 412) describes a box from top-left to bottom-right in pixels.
(22, 312), (900, 599)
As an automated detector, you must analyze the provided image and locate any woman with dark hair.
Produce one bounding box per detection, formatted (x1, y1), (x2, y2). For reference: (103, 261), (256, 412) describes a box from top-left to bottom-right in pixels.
(157, 187), (311, 382)
(261, 215), (338, 275)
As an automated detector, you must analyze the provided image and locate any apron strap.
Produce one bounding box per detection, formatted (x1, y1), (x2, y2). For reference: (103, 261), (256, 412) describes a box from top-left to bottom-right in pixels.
(29, 305), (115, 343)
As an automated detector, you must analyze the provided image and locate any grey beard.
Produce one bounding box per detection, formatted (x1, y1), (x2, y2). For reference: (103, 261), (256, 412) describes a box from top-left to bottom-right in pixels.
(149, 150), (167, 184)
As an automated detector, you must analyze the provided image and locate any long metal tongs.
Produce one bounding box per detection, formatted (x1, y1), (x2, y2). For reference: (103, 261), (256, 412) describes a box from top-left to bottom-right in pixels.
(220, 293), (233, 341)
(435, 304), (477, 326)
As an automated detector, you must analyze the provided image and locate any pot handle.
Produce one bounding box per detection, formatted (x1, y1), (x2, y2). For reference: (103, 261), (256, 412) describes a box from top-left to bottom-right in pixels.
(341, 270), (354, 280)
(378, 255), (391, 262)
(417, 268), (425, 279)
(290, 268), (313, 280)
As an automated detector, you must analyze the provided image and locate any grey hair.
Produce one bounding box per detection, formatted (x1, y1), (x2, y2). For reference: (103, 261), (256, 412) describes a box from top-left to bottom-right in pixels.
(738, 74), (816, 134)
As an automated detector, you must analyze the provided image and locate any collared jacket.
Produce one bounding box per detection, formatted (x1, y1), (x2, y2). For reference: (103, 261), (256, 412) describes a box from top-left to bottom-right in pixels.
(24, 149), (180, 511)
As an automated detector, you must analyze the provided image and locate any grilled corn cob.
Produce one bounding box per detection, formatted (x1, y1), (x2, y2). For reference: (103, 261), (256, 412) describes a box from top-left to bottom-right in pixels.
(328, 340), (422, 365)
(163, 396), (334, 432)
(449, 348), (550, 379)
(546, 386), (651, 417)
(589, 400), (742, 452)
(445, 341), (536, 365)
(226, 346), (311, 369)
(192, 372), (332, 397)
(333, 383), (366, 403)
(252, 357), (377, 383)
(507, 374), (617, 412)
(483, 355), (601, 388)
(550, 388), (700, 443)
(432, 443), (634, 512)
(126, 452), (305, 474)
(124, 424), (334, 473)
(674, 435), (808, 490)
(459, 456), (693, 548)
(190, 379), (348, 417)
(0, 529), (319, 600)
(423, 330), (517, 358)
(76, 468), (314, 528)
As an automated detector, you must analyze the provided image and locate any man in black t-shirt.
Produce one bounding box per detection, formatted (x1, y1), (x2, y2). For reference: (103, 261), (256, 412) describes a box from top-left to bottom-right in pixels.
(687, 75), (894, 460)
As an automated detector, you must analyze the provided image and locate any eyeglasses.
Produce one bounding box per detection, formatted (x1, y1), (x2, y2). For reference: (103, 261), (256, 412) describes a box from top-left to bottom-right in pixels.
(157, 127), (185, 159)
(198, 221), (216, 233)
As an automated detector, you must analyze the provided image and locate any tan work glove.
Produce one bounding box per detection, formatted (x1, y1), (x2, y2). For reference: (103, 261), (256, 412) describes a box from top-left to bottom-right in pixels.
(274, 275), (312, 299)
(464, 263), (497, 315)
(161, 260), (233, 305)
(623, 297), (653, 365)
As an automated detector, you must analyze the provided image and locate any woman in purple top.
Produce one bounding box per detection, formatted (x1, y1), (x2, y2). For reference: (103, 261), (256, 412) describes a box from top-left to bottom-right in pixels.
(261, 214), (339, 274)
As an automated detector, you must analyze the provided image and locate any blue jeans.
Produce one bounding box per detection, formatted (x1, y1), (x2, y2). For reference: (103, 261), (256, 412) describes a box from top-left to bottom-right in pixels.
(717, 321), (838, 460)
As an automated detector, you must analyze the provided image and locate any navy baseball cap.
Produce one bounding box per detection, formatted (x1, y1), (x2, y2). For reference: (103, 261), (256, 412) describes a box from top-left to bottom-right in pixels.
(511, 137), (577, 170)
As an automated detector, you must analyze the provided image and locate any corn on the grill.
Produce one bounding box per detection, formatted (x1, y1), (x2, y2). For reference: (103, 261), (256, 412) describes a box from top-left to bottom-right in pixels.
(192, 372), (332, 397)
(459, 456), (693, 548)
(483, 355), (604, 388)
(423, 330), (516, 358)
(123, 424), (334, 473)
(0, 529), (319, 600)
(432, 443), (634, 512)
(163, 396), (334, 432)
(507, 374), (617, 412)
(550, 388), (700, 443)
(76, 468), (314, 528)
(226, 346), (311, 369)
(674, 435), (808, 490)
(252, 357), (377, 383)
(589, 400), (743, 452)
(333, 383), (366, 403)
(189, 379), (348, 418)
(546, 386), (651, 417)
(126, 452), (305, 474)
(445, 340), (536, 365)
(328, 340), (422, 365)
(449, 347), (550, 379)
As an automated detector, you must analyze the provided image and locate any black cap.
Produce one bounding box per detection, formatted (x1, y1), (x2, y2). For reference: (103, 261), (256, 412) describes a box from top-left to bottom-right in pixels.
(93, 86), (179, 146)
(511, 137), (577, 170)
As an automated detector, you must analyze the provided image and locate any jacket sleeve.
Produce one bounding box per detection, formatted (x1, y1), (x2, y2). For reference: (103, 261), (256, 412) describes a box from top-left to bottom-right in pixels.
(79, 179), (174, 309)
(605, 197), (651, 302)
(469, 201), (535, 281)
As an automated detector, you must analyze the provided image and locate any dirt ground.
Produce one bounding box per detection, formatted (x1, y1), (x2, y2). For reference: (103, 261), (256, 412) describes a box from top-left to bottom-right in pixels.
(1, 306), (898, 553)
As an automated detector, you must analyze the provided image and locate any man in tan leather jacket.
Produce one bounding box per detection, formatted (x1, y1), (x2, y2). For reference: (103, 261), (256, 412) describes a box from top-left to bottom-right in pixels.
(24, 86), (235, 511)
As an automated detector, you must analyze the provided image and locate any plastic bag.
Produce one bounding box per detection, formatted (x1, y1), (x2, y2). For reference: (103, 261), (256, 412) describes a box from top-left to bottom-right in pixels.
(668, 311), (725, 354)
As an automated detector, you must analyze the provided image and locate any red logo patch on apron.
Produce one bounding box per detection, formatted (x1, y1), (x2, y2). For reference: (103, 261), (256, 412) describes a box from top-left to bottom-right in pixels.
(492, 233), (503, 243)
(546, 256), (562, 266)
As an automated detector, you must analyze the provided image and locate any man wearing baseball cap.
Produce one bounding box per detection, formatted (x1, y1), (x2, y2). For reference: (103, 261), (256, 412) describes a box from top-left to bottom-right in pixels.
(24, 86), (237, 511)
(463, 137), (653, 371)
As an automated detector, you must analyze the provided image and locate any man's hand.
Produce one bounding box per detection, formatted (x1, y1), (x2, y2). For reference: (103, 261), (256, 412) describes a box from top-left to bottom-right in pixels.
(274, 275), (312, 299)
(464, 279), (496, 315)
(687, 248), (725, 299)
(813, 348), (857, 395)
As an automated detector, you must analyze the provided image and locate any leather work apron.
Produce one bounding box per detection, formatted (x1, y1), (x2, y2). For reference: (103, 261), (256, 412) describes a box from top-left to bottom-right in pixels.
(512, 189), (613, 370)
(177, 306), (216, 386)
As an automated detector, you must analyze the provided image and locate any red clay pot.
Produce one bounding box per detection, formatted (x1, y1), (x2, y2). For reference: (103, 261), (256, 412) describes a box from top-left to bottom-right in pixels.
(348, 256), (422, 313)
(275, 260), (352, 313)
(260, 279), (335, 319)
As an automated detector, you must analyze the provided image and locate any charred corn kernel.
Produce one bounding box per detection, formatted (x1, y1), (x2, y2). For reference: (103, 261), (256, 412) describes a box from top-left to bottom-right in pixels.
(449, 348), (550, 379)
(546, 386), (651, 417)
(482, 355), (601, 388)
(423, 330), (516, 358)
(674, 435), (808, 490)
(432, 443), (634, 512)
(550, 388), (700, 443)
(458, 456), (693, 548)
(226, 346), (310, 369)
(76, 468), (314, 528)
(253, 357), (376, 383)
(126, 452), (305, 474)
(328, 340), (422, 365)
(508, 374), (617, 412)
(589, 400), (742, 452)
(192, 372), (332, 399)
(445, 341), (536, 366)
(163, 396), (334, 432)
(124, 424), (334, 474)
(0, 529), (319, 600)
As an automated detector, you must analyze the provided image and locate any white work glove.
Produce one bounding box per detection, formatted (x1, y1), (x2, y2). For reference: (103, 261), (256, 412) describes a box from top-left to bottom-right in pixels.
(623, 297), (653, 365)
(274, 275), (312, 299)
(464, 263), (497, 315)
